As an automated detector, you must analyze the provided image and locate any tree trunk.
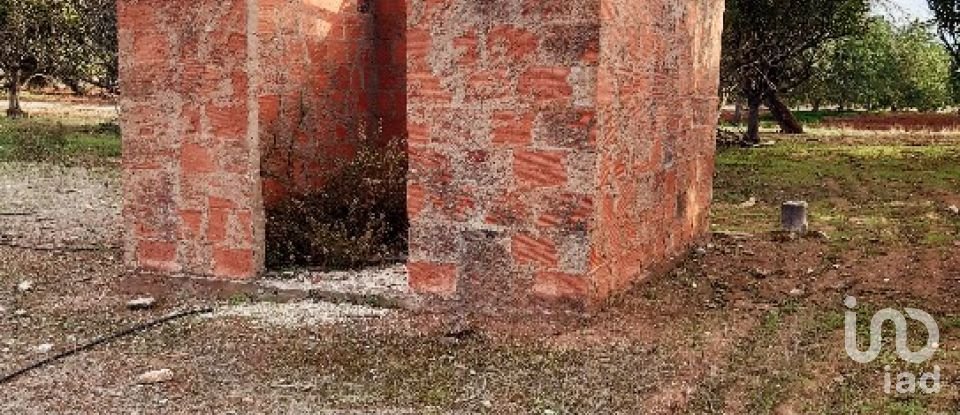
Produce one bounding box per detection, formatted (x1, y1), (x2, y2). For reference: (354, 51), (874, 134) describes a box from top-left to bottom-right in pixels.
(733, 101), (743, 125)
(765, 93), (803, 134)
(812, 100), (821, 113)
(745, 95), (762, 145)
(6, 70), (25, 118)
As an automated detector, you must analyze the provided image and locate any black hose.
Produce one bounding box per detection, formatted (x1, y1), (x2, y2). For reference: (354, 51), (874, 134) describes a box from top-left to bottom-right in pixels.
(0, 306), (214, 385)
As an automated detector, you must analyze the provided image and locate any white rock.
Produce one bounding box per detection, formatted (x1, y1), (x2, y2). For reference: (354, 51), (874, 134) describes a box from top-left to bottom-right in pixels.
(789, 288), (804, 297)
(739, 197), (758, 208)
(17, 281), (33, 292)
(14, 309), (27, 317)
(36, 343), (53, 354)
(126, 297), (156, 310)
(948, 205), (959, 215)
(137, 369), (174, 385)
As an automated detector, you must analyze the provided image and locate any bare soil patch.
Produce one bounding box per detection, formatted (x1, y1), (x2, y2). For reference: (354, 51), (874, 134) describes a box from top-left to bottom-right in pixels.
(1, 129), (959, 413)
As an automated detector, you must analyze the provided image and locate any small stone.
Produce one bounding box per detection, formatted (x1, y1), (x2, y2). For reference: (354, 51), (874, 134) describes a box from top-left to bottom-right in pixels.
(781, 201), (809, 233)
(789, 288), (804, 297)
(137, 369), (174, 385)
(753, 269), (772, 279)
(0, 305), (6, 314)
(694, 247), (707, 256)
(14, 309), (27, 317)
(126, 297), (157, 310)
(739, 197), (758, 208)
(17, 281), (33, 292)
(36, 343), (53, 354)
(947, 205), (959, 215)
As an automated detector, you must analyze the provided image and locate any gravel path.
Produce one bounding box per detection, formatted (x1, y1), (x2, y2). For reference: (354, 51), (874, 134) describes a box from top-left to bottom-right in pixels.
(0, 162), (121, 250)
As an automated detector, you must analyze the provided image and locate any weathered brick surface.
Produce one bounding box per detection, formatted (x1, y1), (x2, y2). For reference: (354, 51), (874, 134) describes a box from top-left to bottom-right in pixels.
(119, 0), (264, 279)
(591, 0), (724, 300)
(407, 0), (723, 308)
(258, 0), (406, 205)
(121, 0), (723, 307)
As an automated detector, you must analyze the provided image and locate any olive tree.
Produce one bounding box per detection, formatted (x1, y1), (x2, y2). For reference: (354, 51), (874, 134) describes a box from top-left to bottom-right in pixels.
(0, 0), (117, 117)
(722, 0), (870, 143)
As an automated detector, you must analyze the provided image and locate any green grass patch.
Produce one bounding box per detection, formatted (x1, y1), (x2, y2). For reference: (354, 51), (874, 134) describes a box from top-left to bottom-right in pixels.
(0, 116), (120, 164)
(713, 137), (960, 248)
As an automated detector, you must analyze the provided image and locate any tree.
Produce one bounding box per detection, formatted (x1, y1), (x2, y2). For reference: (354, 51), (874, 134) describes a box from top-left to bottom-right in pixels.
(890, 22), (953, 111)
(928, 0), (960, 103)
(823, 17), (899, 110)
(61, 0), (118, 94)
(722, 0), (870, 143)
(929, 0), (960, 59)
(0, 0), (117, 117)
(792, 18), (951, 112)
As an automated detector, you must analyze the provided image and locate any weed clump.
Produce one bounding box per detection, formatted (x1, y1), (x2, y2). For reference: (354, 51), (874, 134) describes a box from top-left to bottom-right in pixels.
(265, 137), (408, 270)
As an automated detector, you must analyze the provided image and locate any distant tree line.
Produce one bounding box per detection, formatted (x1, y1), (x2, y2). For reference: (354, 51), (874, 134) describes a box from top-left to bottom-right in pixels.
(722, 0), (958, 144)
(793, 17), (953, 113)
(0, 0), (116, 118)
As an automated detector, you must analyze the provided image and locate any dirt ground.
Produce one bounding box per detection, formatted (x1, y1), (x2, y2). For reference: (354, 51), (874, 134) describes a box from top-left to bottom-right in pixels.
(1, 105), (960, 413)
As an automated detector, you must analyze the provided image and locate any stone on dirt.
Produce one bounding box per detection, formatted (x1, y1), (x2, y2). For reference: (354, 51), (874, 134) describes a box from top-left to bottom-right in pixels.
(17, 280), (34, 292)
(36, 343), (53, 354)
(126, 297), (156, 310)
(136, 369), (174, 385)
(948, 205), (959, 215)
(781, 201), (809, 233)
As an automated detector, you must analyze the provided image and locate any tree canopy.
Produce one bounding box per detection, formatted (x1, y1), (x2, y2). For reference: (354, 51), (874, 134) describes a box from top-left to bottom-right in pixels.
(0, 0), (116, 117)
(794, 17), (953, 112)
(722, 0), (871, 143)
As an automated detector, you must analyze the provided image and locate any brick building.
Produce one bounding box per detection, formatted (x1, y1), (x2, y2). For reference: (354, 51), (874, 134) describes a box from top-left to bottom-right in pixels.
(118, 0), (724, 308)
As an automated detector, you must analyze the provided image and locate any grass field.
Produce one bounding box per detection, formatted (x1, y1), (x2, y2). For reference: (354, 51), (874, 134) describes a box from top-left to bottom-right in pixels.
(715, 138), (960, 248)
(0, 116), (120, 164)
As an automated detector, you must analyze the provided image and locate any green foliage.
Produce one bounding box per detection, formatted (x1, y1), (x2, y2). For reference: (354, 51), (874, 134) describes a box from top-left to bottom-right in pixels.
(928, 0), (960, 61)
(721, 0), (870, 98)
(794, 18), (953, 111)
(1, 0), (117, 114)
(721, 0), (870, 141)
(265, 138), (408, 270)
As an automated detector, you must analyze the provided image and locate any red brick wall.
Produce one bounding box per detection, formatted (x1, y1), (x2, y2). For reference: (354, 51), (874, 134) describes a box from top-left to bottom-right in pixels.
(407, 0), (723, 308)
(119, 0), (264, 279)
(591, 0), (724, 299)
(406, 0), (603, 309)
(120, 0), (724, 304)
(258, 0), (406, 205)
